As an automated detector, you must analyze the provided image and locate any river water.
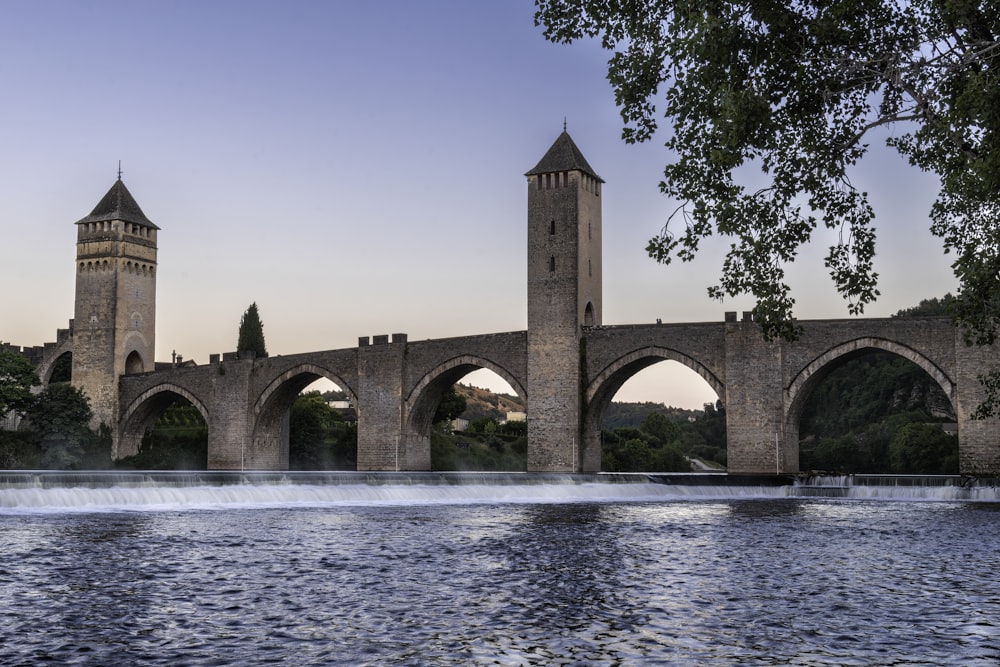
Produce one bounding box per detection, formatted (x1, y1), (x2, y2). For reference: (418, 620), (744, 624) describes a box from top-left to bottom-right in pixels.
(1, 479), (999, 665)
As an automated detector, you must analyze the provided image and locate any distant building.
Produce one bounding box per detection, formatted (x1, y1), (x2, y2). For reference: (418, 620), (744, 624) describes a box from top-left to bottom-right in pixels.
(505, 411), (526, 423)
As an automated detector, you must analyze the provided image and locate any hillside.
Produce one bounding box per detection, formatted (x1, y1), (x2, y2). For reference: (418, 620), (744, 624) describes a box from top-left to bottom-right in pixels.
(454, 383), (525, 422)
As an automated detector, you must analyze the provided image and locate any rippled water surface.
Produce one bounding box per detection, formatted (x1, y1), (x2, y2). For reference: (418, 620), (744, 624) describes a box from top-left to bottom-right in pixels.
(2, 494), (999, 665)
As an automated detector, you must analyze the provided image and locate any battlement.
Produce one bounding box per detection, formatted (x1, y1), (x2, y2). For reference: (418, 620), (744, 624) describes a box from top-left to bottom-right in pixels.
(358, 333), (408, 347)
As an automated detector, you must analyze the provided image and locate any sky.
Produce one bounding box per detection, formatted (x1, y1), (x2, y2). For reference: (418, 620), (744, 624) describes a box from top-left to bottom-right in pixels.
(0, 1), (956, 409)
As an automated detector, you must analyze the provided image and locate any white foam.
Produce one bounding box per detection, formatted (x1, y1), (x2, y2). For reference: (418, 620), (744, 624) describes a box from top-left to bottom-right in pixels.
(0, 481), (791, 514)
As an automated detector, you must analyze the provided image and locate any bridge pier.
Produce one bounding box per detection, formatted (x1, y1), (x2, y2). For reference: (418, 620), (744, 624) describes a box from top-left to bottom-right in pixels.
(955, 337), (1000, 475)
(724, 314), (798, 474)
(356, 334), (430, 471)
(207, 356), (255, 469)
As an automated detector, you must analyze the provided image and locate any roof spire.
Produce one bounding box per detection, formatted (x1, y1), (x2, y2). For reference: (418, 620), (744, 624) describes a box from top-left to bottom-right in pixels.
(117, 160), (122, 181)
(526, 131), (603, 182)
(563, 116), (567, 132)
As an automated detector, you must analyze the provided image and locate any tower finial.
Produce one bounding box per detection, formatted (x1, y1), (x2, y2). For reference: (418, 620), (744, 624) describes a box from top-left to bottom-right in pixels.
(117, 161), (122, 181)
(563, 117), (567, 132)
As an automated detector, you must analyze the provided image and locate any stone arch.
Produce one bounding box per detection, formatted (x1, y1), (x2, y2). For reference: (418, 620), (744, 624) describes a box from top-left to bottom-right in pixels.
(250, 364), (358, 471)
(118, 383), (210, 460)
(46, 351), (73, 383)
(784, 337), (958, 473)
(786, 337), (956, 425)
(584, 302), (596, 327)
(34, 338), (74, 387)
(581, 346), (725, 472)
(402, 355), (527, 470)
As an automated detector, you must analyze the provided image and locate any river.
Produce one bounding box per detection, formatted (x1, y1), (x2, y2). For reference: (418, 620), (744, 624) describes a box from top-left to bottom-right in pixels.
(1, 476), (998, 665)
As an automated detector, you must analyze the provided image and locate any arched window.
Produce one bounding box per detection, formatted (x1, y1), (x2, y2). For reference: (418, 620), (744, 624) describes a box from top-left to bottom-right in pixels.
(125, 351), (144, 375)
(549, 256), (556, 272)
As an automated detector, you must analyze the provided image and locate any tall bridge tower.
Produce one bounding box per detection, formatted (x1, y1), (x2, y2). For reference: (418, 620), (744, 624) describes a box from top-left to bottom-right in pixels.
(525, 131), (603, 471)
(71, 176), (158, 429)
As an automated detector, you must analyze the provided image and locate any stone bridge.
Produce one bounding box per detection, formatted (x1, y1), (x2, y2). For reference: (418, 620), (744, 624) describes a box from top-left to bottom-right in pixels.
(117, 313), (1000, 475)
(15, 130), (999, 476)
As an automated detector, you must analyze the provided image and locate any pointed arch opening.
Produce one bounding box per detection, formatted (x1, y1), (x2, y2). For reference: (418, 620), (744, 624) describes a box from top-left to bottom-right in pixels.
(47, 352), (72, 384)
(583, 349), (723, 473)
(287, 377), (357, 471)
(789, 345), (958, 475)
(118, 386), (208, 469)
(125, 350), (145, 375)
(404, 359), (526, 472)
(252, 365), (358, 471)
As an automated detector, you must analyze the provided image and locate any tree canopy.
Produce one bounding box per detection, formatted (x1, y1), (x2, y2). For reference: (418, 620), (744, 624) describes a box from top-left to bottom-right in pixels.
(534, 0), (1000, 347)
(25, 383), (99, 469)
(236, 302), (268, 358)
(0, 350), (40, 417)
(433, 385), (468, 425)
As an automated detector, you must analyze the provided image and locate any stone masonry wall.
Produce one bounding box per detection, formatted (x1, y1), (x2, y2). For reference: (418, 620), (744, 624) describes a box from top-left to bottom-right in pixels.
(954, 334), (1000, 475)
(355, 334), (408, 470)
(724, 315), (790, 474)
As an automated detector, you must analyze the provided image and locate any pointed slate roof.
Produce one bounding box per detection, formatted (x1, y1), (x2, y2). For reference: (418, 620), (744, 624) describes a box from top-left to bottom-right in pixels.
(75, 178), (159, 229)
(526, 131), (603, 182)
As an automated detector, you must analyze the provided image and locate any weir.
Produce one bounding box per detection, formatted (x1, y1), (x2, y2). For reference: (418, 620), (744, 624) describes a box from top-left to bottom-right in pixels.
(1, 472), (998, 512)
(791, 473), (1000, 501)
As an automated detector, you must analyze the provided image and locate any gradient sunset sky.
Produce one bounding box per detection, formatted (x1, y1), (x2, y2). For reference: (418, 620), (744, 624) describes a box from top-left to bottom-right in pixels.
(0, 1), (954, 408)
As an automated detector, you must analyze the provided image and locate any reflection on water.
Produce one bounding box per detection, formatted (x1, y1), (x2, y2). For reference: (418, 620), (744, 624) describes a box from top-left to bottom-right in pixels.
(1, 497), (999, 665)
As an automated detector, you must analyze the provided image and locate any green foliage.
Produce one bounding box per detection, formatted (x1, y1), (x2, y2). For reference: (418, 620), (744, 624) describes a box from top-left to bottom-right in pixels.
(497, 420), (527, 438)
(642, 412), (679, 446)
(801, 352), (951, 439)
(236, 302), (268, 358)
(890, 423), (959, 474)
(601, 409), (693, 472)
(0, 430), (41, 469)
(25, 383), (101, 469)
(602, 401), (727, 469)
(322, 389), (348, 402)
(430, 425), (526, 471)
(535, 1), (1000, 345)
(799, 350), (958, 473)
(0, 350), (40, 418)
(603, 401), (693, 430)
(288, 391), (356, 470)
(433, 385), (467, 425)
(466, 417), (499, 435)
(893, 294), (955, 318)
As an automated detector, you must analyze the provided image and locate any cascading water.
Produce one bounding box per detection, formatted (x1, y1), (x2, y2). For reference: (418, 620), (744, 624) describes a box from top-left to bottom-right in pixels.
(0, 471), (791, 513)
(792, 473), (1000, 501)
(1, 471), (997, 513)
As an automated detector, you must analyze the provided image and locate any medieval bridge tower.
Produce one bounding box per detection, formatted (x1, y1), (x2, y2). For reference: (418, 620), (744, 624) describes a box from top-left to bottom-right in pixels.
(525, 131), (603, 471)
(71, 176), (158, 428)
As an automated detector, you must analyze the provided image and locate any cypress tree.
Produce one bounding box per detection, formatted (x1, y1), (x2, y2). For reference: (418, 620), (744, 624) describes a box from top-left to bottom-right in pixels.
(236, 302), (268, 358)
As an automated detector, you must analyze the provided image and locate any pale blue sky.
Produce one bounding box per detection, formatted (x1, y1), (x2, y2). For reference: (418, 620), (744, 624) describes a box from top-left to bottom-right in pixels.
(0, 1), (954, 408)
